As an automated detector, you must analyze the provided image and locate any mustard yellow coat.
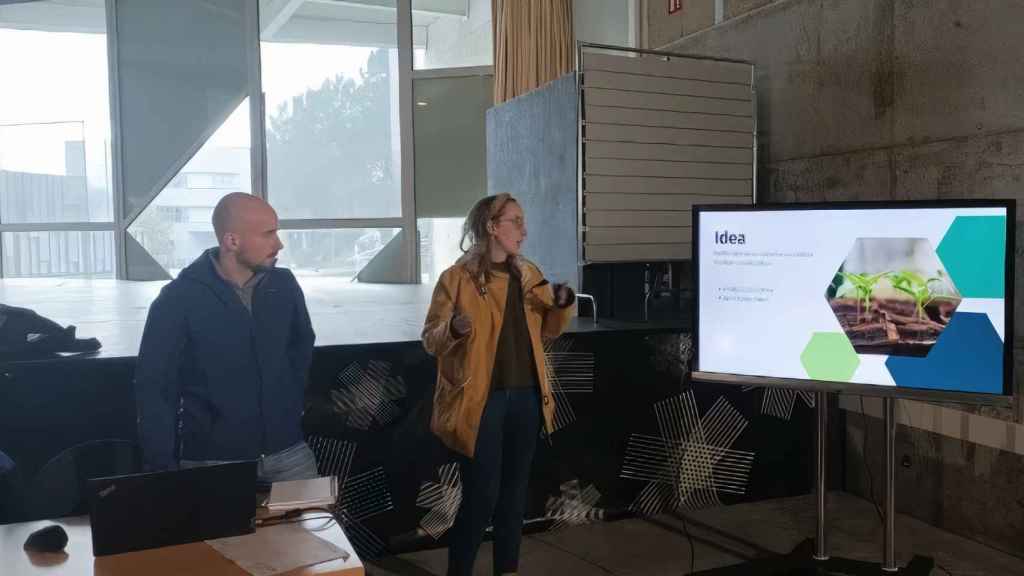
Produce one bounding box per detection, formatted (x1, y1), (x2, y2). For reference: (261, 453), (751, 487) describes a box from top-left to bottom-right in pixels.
(421, 256), (573, 458)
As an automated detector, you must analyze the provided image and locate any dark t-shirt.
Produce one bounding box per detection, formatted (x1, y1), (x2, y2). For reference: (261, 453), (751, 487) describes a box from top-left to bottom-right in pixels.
(491, 261), (539, 390)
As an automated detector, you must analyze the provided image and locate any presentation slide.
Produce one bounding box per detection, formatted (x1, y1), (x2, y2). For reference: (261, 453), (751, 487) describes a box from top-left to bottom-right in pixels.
(696, 205), (1010, 395)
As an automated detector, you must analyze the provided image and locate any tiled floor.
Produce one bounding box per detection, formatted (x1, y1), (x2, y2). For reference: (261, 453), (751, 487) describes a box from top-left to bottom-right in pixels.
(366, 492), (1024, 575)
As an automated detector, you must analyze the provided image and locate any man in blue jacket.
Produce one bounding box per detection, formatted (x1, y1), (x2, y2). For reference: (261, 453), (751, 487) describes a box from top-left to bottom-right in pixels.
(135, 193), (318, 483)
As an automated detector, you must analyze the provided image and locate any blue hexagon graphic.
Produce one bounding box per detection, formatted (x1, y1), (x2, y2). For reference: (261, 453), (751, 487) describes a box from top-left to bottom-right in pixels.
(936, 215), (1006, 298)
(825, 238), (961, 358)
(885, 312), (1004, 394)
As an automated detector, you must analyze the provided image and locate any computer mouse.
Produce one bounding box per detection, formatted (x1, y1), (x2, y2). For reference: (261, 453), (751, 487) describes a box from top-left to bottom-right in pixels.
(23, 524), (68, 553)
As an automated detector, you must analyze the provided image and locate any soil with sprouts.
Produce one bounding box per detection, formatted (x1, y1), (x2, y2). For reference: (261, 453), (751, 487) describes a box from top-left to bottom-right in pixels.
(829, 297), (959, 356)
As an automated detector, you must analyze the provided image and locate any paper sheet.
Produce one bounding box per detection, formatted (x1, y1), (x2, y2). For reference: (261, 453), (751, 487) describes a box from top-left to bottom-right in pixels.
(207, 521), (349, 576)
(267, 476), (336, 511)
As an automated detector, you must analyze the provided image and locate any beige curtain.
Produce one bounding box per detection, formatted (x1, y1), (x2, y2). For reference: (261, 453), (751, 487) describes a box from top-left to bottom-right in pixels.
(492, 0), (574, 104)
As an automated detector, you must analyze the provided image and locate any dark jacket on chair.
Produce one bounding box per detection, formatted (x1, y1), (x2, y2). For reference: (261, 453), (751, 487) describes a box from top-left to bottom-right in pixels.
(135, 249), (315, 472)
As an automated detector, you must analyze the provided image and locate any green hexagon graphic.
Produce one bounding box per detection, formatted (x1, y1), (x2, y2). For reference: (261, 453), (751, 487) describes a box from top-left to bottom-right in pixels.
(800, 332), (860, 381)
(936, 215), (1006, 298)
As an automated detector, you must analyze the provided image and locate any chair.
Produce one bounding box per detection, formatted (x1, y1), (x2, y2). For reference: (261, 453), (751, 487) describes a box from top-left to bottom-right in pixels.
(23, 439), (140, 520)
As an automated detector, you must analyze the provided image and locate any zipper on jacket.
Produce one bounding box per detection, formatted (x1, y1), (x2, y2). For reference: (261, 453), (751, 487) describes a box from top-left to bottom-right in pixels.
(247, 298), (267, 457)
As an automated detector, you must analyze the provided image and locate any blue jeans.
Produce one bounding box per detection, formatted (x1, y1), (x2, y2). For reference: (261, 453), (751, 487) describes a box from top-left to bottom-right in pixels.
(180, 441), (319, 485)
(448, 387), (541, 576)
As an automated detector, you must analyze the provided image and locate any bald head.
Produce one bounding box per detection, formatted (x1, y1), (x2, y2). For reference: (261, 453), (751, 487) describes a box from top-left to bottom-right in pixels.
(212, 193), (272, 241)
(212, 193), (283, 271)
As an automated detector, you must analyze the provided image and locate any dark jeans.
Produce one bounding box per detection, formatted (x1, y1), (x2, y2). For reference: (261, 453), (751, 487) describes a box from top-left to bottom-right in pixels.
(448, 387), (542, 576)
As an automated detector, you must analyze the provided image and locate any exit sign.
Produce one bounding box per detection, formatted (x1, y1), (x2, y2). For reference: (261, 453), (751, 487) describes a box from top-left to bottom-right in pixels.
(668, 0), (682, 14)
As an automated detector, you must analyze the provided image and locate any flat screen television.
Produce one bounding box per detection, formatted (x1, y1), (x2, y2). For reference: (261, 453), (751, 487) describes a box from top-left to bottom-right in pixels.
(692, 200), (1015, 402)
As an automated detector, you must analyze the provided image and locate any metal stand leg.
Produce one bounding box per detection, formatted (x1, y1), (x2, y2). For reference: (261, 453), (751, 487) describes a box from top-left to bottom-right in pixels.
(688, 393), (934, 576)
(883, 397), (898, 572)
(814, 391), (829, 561)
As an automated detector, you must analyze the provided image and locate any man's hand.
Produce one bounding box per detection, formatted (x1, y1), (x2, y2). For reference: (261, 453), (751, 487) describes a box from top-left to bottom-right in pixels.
(451, 312), (473, 337)
(553, 283), (575, 308)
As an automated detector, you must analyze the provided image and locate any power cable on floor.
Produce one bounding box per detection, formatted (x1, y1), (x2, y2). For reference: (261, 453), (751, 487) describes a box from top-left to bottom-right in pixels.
(680, 512), (695, 575)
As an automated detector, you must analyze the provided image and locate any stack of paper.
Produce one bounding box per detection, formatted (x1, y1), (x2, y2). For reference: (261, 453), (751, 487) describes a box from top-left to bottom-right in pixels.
(266, 476), (337, 511)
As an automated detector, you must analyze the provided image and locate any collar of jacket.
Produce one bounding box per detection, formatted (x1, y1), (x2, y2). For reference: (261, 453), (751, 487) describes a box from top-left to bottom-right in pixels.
(454, 253), (545, 293)
(179, 247), (276, 308)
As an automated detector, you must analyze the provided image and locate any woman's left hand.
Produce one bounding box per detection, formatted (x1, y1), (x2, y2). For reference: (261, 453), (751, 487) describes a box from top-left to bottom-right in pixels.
(553, 283), (575, 308)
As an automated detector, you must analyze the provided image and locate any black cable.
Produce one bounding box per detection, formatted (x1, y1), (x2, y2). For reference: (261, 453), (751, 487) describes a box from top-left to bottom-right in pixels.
(858, 396), (885, 525)
(258, 514), (336, 527)
(680, 512), (695, 575)
(256, 506), (337, 527)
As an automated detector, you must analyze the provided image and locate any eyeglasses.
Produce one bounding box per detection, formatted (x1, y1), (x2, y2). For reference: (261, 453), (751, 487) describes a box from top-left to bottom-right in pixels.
(495, 217), (526, 229)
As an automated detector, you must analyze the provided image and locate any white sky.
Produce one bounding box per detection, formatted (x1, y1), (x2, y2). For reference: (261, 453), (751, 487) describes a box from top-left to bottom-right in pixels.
(0, 28), (379, 186)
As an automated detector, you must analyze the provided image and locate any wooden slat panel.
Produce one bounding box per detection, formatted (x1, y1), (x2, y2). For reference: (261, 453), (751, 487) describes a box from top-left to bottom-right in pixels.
(587, 158), (751, 179)
(586, 227), (690, 245)
(585, 175), (752, 196)
(583, 87), (752, 116)
(586, 141), (752, 164)
(586, 123), (752, 147)
(586, 210), (692, 227)
(585, 243), (692, 261)
(586, 193), (745, 211)
(586, 105), (753, 133)
(583, 52), (751, 85)
(583, 70), (751, 101)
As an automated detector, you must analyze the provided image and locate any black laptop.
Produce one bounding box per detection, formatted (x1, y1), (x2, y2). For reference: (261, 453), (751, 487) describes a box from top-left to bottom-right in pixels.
(87, 460), (258, 556)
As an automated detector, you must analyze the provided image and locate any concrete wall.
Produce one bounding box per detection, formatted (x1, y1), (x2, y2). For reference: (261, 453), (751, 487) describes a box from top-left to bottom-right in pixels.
(575, 0), (637, 48)
(648, 0), (1024, 557)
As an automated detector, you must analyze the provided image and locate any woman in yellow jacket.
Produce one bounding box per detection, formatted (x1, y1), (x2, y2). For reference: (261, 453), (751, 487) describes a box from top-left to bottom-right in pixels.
(422, 193), (575, 576)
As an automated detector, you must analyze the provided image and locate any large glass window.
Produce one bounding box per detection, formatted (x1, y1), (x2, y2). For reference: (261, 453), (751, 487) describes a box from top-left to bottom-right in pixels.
(0, 1), (113, 278)
(417, 217), (464, 284)
(277, 228), (401, 279)
(261, 1), (402, 219)
(2, 231), (114, 278)
(129, 100), (251, 276)
(0, 2), (491, 281)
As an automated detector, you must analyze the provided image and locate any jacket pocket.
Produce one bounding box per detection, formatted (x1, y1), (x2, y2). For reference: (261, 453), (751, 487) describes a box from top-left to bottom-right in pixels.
(438, 347), (468, 390)
(431, 371), (468, 437)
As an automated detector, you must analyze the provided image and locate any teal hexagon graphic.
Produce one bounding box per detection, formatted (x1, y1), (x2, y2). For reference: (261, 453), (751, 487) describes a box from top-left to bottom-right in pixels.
(800, 332), (860, 381)
(936, 215), (1006, 298)
(825, 238), (961, 357)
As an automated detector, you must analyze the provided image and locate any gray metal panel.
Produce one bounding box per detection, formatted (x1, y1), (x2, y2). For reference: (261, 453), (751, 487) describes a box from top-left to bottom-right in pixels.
(586, 158), (751, 179)
(586, 123), (752, 147)
(583, 51), (750, 84)
(586, 210), (692, 227)
(585, 227), (689, 245)
(356, 229), (410, 284)
(586, 141), (752, 163)
(584, 87), (753, 116)
(115, 0), (248, 222)
(585, 243), (692, 261)
(586, 105), (753, 132)
(487, 73), (578, 290)
(578, 48), (754, 264)
(125, 233), (171, 281)
(414, 75), (493, 218)
(583, 70), (751, 100)
(586, 193), (740, 211)
(585, 175), (751, 195)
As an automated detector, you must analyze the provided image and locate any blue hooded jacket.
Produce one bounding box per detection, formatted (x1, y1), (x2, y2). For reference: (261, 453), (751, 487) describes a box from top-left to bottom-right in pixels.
(135, 249), (315, 471)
